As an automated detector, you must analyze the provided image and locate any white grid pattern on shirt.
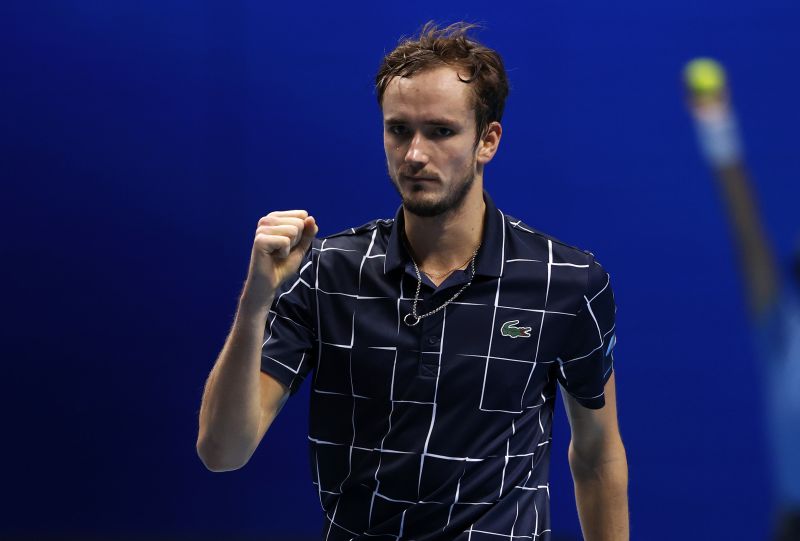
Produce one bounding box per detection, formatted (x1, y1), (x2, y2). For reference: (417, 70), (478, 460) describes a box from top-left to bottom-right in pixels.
(263, 210), (615, 541)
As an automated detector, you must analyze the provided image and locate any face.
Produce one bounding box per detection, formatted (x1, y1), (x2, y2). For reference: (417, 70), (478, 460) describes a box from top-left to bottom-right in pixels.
(382, 65), (497, 218)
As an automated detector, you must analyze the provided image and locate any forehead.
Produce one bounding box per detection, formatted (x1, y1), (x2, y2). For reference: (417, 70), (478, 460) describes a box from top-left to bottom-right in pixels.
(381, 65), (474, 123)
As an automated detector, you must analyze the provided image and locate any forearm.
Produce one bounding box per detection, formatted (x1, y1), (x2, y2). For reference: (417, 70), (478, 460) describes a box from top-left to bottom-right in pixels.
(197, 293), (273, 471)
(715, 164), (779, 316)
(570, 439), (629, 541)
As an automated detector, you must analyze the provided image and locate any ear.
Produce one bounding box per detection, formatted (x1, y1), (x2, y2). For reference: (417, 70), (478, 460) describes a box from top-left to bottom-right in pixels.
(476, 121), (502, 165)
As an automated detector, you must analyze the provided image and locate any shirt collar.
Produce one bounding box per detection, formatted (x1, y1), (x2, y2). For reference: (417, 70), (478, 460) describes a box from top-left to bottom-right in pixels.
(384, 191), (504, 278)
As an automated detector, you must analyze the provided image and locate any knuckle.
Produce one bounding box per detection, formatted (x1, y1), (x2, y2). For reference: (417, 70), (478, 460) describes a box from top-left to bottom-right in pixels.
(259, 225), (293, 237)
(253, 233), (290, 253)
(259, 214), (305, 230)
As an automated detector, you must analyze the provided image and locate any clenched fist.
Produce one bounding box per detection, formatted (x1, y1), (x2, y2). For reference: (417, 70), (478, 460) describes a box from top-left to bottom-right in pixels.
(240, 210), (318, 314)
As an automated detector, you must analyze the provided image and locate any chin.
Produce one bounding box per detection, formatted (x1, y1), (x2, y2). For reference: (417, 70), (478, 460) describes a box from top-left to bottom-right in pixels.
(404, 204), (448, 218)
(400, 194), (446, 218)
(389, 169), (475, 218)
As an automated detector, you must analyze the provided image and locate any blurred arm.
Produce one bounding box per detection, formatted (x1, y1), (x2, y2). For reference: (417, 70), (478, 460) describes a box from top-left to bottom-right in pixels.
(714, 162), (780, 318)
(684, 67), (780, 318)
(564, 373), (629, 541)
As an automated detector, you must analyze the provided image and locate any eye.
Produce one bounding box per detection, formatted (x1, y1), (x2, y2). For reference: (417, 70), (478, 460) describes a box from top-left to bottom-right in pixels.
(434, 127), (454, 137)
(387, 125), (408, 136)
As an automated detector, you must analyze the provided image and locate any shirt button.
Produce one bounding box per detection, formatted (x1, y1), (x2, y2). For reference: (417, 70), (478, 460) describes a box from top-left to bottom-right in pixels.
(427, 335), (440, 345)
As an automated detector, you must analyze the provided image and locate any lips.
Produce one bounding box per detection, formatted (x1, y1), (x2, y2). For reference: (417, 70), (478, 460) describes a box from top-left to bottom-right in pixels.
(402, 174), (438, 182)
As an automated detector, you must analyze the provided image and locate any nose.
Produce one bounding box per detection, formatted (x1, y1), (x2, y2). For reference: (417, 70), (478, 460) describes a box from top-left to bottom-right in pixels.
(404, 132), (429, 168)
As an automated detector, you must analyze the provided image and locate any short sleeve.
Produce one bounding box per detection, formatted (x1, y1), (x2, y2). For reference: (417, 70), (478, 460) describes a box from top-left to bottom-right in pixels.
(556, 257), (617, 409)
(260, 242), (318, 394)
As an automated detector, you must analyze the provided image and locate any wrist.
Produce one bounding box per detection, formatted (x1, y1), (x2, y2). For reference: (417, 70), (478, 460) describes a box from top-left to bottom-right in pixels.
(692, 103), (743, 168)
(237, 283), (275, 322)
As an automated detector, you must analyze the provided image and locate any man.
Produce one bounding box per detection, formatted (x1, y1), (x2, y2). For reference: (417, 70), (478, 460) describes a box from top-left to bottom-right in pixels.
(685, 58), (800, 541)
(197, 22), (629, 540)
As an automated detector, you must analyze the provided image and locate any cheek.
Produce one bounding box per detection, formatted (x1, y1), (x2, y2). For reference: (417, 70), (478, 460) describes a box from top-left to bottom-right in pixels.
(383, 140), (397, 161)
(447, 146), (477, 172)
(445, 136), (478, 164)
(385, 147), (402, 166)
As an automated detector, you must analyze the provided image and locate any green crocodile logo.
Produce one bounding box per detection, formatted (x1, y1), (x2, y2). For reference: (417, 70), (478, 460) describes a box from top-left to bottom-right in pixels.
(501, 320), (532, 338)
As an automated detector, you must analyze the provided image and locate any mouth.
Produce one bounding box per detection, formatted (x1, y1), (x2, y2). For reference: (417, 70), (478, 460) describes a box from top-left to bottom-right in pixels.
(401, 174), (438, 182)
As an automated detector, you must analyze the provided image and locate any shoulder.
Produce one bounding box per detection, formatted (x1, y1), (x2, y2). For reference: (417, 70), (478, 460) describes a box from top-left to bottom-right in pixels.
(502, 213), (603, 267)
(323, 218), (394, 241)
(501, 213), (613, 302)
(310, 218), (394, 260)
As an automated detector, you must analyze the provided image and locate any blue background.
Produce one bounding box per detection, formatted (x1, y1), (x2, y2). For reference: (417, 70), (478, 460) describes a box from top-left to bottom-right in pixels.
(3, 1), (799, 539)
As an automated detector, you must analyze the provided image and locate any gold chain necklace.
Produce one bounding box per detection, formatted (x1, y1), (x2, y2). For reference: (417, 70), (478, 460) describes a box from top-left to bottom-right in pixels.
(403, 244), (481, 327)
(419, 252), (476, 279)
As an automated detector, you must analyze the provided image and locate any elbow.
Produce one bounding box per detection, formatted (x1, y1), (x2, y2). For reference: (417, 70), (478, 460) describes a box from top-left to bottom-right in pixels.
(196, 435), (250, 472)
(568, 436), (628, 483)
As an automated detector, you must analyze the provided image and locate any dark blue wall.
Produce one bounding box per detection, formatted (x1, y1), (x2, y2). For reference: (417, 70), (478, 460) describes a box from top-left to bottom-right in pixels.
(4, 1), (799, 539)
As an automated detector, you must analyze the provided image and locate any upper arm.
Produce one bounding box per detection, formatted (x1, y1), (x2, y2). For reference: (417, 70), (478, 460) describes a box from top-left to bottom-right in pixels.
(557, 257), (616, 409)
(563, 373), (623, 457)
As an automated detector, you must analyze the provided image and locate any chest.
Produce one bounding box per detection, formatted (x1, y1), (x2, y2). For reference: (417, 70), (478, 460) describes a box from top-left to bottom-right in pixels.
(312, 259), (581, 414)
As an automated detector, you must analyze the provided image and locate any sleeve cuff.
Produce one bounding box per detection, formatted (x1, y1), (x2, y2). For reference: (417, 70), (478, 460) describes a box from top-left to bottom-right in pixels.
(567, 366), (613, 410)
(260, 356), (302, 395)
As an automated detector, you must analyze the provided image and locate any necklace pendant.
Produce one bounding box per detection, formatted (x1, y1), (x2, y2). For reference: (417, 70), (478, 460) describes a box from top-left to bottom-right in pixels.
(403, 313), (421, 327)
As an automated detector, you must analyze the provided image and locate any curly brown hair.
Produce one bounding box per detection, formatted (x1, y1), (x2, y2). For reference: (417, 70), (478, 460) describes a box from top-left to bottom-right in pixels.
(375, 21), (509, 140)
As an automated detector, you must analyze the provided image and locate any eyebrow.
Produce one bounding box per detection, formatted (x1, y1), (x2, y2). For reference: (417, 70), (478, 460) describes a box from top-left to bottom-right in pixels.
(383, 116), (462, 127)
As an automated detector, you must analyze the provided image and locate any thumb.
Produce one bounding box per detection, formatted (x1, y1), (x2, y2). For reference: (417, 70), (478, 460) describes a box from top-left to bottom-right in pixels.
(295, 216), (318, 253)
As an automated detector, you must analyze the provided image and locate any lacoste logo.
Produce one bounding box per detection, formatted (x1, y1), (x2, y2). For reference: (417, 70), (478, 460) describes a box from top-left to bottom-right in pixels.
(501, 320), (532, 338)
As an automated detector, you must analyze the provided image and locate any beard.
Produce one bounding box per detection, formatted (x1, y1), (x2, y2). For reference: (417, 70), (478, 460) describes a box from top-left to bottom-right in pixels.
(389, 167), (475, 218)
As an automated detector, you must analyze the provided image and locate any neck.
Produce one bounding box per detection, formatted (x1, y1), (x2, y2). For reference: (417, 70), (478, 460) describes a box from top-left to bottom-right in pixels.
(403, 182), (485, 272)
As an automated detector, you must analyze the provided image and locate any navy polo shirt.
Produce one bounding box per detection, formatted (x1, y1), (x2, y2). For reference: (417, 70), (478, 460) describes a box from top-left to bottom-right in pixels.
(261, 193), (617, 541)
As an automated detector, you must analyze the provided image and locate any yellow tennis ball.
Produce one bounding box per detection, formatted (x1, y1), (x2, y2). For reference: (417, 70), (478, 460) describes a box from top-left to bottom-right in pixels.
(684, 58), (727, 96)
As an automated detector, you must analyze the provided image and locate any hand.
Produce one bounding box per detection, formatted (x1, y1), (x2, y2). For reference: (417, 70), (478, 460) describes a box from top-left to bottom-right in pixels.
(240, 210), (318, 313)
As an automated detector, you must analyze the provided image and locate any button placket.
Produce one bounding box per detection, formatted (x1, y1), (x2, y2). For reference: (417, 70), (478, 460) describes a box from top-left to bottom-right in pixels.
(418, 300), (445, 378)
